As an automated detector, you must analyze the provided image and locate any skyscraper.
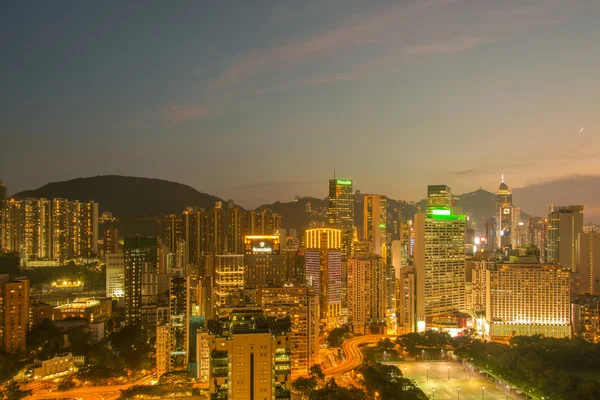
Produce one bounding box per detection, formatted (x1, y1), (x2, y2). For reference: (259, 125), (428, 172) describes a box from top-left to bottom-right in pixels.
(496, 176), (513, 250)
(104, 226), (119, 255)
(547, 205), (584, 272)
(347, 254), (387, 334)
(197, 308), (292, 400)
(225, 201), (245, 254)
(0, 275), (30, 353)
(106, 252), (125, 298)
(363, 194), (387, 256)
(328, 179), (354, 257)
(159, 214), (183, 254)
(182, 207), (209, 267)
(0, 179), (6, 206)
(528, 217), (547, 262)
(52, 199), (98, 263)
(576, 231), (600, 295)
(258, 285), (319, 377)
(305, 228), (342, 328)
(210, 202), (224, 253)
(124, 237), (159, 335)
(1, 198), (51, 262)
(486, 263), (571, 339)
(414, 185), (466, 330)
(243, 235), (281, 288)
(214, 255), (245, 308)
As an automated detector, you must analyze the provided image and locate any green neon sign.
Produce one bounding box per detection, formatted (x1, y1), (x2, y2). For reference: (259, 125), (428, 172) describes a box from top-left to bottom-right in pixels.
(430, 214), (466, 221)
(431, 209), (451, 216)
(336, 180), (352, 185)
(379, 223), (386, 229)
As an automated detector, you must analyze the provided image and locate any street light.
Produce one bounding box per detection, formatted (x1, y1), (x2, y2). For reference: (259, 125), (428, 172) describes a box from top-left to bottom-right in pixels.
(481, 385), (485, 400)
(404, 367), (407, 378)
(426, 365), (429, 381)
(457, 386), (460, 400)
(432, 388), (436, 399)
(447, 365), (450, 381)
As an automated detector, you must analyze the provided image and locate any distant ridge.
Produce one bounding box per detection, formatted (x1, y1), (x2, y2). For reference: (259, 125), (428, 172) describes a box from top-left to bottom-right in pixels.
(12, 175), (225, 218)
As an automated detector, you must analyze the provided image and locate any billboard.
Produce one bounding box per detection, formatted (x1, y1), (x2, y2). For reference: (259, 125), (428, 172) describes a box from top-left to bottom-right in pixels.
(244, 235), (280, 255)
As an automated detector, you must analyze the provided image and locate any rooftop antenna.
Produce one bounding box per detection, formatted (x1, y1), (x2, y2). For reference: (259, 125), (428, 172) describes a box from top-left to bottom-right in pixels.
(333, 166), (336, 180)
(501, 165), (504, 183)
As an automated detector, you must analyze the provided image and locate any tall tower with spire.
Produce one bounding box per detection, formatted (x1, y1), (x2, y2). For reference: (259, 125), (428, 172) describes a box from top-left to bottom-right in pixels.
(496, 174), (513, 250)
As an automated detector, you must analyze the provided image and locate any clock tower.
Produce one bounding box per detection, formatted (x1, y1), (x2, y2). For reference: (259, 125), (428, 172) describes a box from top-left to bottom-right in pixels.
(496, 174), (513, 250)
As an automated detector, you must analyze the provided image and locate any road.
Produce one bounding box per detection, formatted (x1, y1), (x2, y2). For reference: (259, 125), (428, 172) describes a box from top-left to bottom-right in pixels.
(27, 375), (155, 400)
(323, 334), (397, 377)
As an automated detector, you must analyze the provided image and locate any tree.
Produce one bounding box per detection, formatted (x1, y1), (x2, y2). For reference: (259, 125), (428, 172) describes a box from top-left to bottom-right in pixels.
(1, 381), (32, 400)
(308, 364), (325, 383)
(308, 378), (365, 400)
(325, 327), (351, 348)
(109, 325), (153, 370)
(0, 353), (19, 383)
(66, 326), (91, 355)
(57, 377), (76, 391)
(26, 319), (64, 359)
(292, 377), (318, 399)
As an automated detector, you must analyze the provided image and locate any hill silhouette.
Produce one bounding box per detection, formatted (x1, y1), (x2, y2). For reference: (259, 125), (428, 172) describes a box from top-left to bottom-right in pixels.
(12, 175), (224, 218)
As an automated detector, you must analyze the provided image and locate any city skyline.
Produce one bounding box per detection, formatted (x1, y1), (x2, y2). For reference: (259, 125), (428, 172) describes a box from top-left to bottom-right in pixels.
(2, 1), (600, 207)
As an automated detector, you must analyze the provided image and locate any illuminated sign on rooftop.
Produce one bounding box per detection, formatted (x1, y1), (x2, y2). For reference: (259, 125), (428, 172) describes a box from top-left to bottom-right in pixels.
(336, 180), (352, 186)
(431, 209), (451, 216)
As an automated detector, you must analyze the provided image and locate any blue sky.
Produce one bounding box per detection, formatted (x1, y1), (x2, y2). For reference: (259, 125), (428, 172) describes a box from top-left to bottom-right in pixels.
(1, 0), (599, 208)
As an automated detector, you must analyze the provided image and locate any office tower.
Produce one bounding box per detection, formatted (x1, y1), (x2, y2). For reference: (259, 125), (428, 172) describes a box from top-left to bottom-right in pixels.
(1, 198), (52, 262)
(547, 205), (584, 272)
(528, 217), (547, 262)
(0, 276), (30, 353)
(577, 231), (600, 295)
(52, 198), (98, 263)
(485, 217), (496, 252)
(104, 226), (119, 255)
(243, 235), (281, 288)
(198, 308), (292, 400)
(328, 178), (354, 257)
(182, 207), (209, 266)
(124, 237), (159, 335)
(281, 237), (302, 284)
(397, 267), (415, 332)
(225, 201), (245, 254)
(347, 254), (387, 334)
(159, 214), (183, 254)
(414, 185), (466, 330)
(248, 209), (281, 235)
(496, 176), (513, 250)
(105, 252), (125, 298)
(305, 228), (342, 328)
(363, 194), (387, 256)
(258, 285), (319, 376)
(214, 255), (245, 307)
(486, 263), (571, 338)
(210, 202), (224, 253)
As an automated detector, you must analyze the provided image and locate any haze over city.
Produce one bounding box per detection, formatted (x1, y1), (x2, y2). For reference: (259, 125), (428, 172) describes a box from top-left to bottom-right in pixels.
(2, 0), (600, 208)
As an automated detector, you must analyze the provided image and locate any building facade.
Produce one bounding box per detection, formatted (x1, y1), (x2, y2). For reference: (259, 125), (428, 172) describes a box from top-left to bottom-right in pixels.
(328, 179), (354, 258)
(0, 276), (30, 353)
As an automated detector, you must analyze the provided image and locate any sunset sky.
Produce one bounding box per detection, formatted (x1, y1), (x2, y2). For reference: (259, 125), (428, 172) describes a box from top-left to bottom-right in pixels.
(2, 0), (599, 208)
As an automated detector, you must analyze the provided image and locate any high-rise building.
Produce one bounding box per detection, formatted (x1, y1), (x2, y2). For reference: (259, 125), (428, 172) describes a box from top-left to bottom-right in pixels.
(210, 202), (224, 254)
(214, 255), (245, 307)
(347, 255), (387, 334)
(468, 260), (491, 313)
(124, 237), (159, 336)
(159, 214), (183, 254)
(396, 267), (415, 333)
(328, 179), (354, 257)
(363, 195), (387, 256)
(106, 252), (125, 298)
(414, 185), (466, 330)
(258, 285), (319, 377)
(52, 199), (98, 263)
(104, 227), (119, 255)
(167, 272), (190, 373)
(528, 217), (547, 262)
(182, 207), (209, 266)
(305, 229), (342, 328)
(243, 235), (281, 288)
(0, 275), (30, 353)
(1, 198), (52, 263)
(198, 308), (292, 400)
(547, 205), (584, 272)
(486, 263), (571, 339)
(225, 201), (245, 254)
(496, 176), (513, 250)
(156, 323), (170, 378)
(0, 179), (6, 206)
(576, 231), (600, 295)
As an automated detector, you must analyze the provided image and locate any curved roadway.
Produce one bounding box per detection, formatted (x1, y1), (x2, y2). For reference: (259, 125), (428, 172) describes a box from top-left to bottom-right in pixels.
(324, 334), (397, 377)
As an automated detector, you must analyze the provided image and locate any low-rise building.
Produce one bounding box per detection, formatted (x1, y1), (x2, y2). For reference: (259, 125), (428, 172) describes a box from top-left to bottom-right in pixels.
(33, 353), (75, 380)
